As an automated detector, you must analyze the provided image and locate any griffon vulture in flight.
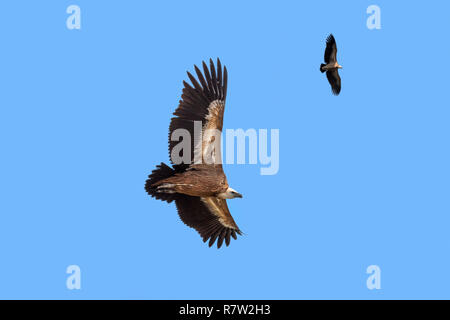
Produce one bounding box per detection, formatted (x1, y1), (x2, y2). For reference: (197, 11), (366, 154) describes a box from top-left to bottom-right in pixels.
(320, 34), (342, 95)
(145, 58), (243, 248)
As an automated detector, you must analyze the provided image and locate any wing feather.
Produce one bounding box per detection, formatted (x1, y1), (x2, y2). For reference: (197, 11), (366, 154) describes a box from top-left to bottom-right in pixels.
(216, 229), (226, 249)
(217, 59), (223, 99)
(210, 59), (218, 97)
(202, 61), (215, 97)
(223, 66), (228, 100)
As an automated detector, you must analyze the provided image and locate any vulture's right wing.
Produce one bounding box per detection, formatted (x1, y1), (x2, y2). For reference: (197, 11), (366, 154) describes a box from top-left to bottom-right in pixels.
(169, 59), (227, 169)
(174, 195), (241, 248)
(324, 34), (337, 63)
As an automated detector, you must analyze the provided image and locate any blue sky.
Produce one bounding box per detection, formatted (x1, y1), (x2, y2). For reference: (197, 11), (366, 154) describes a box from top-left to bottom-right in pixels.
(0, 1), (449, 299)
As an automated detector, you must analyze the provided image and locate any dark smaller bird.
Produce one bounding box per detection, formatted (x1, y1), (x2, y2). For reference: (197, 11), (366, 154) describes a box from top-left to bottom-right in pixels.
(320, 34), (342, 95)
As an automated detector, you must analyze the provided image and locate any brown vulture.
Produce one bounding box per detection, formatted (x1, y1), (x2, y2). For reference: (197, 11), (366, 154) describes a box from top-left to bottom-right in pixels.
(320, 34), (343, 95)
(145, 58), (243, 248)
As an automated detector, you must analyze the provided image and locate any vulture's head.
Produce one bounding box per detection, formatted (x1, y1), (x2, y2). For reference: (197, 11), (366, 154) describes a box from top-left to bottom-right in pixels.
(219, 187), (243, 199)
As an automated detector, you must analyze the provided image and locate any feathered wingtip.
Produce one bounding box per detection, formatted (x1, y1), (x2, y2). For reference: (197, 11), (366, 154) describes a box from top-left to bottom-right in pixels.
(326, 33), (335, 44)
(184, 58), (228, 104)
(202, 227), (243, 249)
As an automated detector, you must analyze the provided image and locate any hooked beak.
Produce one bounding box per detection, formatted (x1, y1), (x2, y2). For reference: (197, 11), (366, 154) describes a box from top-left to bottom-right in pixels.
(235, 193), (243, 198)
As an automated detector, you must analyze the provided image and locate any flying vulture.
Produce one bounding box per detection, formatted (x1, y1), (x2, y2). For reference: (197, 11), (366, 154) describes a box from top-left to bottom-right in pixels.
(320, 34), (342, 95)
(145, 58), (243, 248)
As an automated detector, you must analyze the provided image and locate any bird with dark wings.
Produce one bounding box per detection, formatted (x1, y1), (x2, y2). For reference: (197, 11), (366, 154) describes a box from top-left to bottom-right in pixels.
(320, 34), (343, 95)
(145, 58), (243, 248)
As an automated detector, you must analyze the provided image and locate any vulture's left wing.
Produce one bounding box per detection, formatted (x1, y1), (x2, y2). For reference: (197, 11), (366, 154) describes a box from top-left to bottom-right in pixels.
(326, 70), (341, 95)
(169, 59), (227, 169)
(174, 195), (242, 248)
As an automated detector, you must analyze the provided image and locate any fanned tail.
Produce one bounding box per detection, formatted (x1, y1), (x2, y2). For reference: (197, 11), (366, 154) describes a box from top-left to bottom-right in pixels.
(145, 163), (177, 203)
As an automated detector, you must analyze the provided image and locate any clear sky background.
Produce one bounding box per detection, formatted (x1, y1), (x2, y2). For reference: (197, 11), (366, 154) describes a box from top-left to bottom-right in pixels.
(0, 1), (449, 299)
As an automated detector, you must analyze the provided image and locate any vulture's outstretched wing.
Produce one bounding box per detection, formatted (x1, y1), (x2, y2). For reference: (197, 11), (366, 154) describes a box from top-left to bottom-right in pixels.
(326, 70), (341, 95)
(169, 58), (227, 169)
(324, 34), (337, 64)
(174, 195), (241, 248)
